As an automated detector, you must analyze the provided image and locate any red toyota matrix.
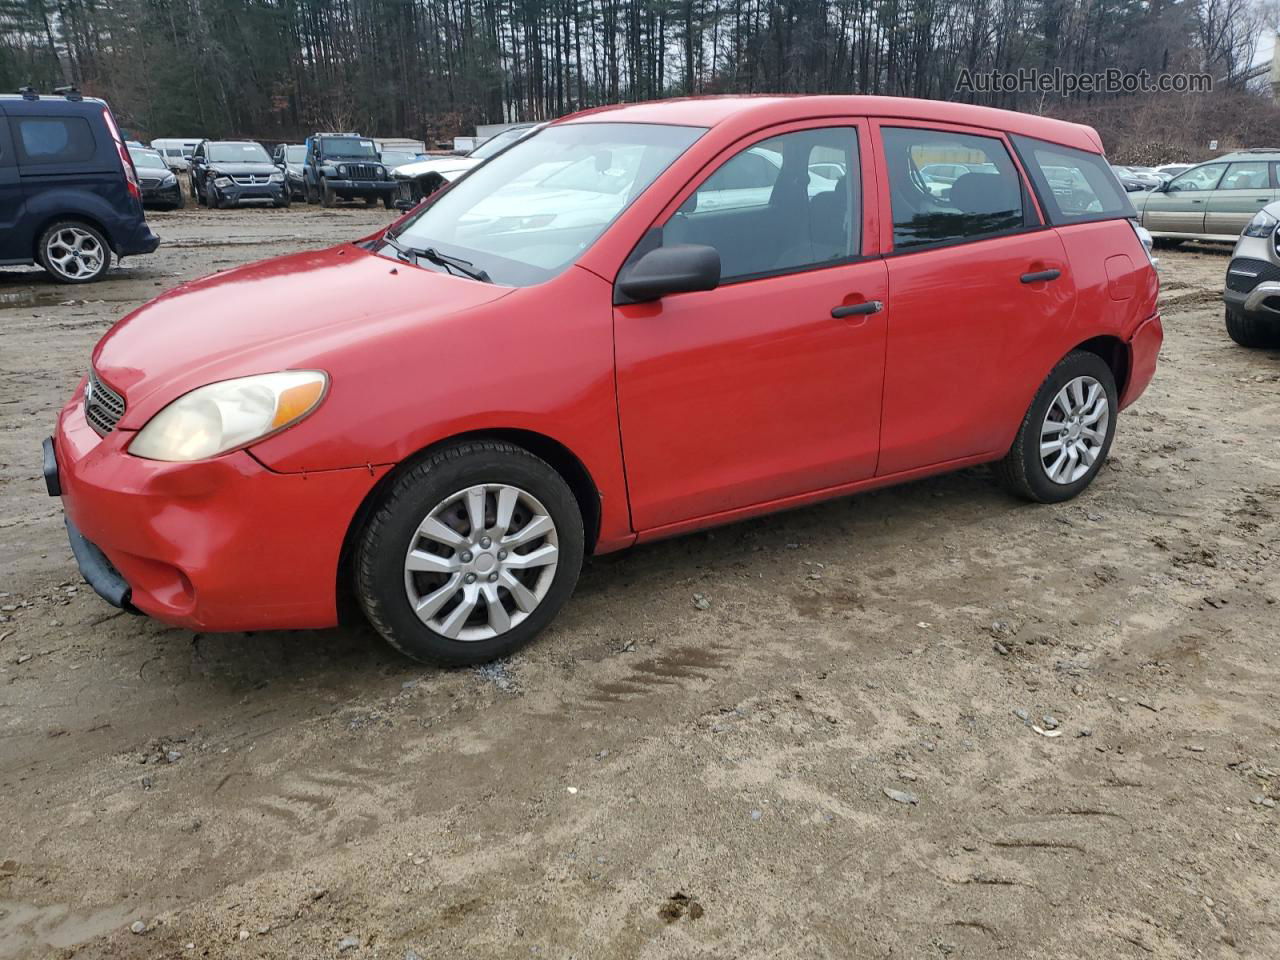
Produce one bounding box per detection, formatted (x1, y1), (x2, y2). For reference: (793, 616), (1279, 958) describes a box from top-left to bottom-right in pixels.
(44, 96), (1162, 665)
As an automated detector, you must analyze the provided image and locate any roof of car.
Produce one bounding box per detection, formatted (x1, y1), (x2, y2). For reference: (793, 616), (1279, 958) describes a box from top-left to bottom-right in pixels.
(0, 93), (107, 115)
(1211, 150), (1280, 162)
(555, 95), (1104, 153)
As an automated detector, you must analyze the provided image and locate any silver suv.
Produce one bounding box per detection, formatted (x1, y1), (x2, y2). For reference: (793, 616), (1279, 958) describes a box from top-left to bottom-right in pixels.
(1223, 201), (1280, 347)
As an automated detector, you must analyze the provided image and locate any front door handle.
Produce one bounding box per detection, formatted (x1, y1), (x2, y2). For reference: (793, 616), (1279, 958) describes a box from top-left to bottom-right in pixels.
(831, 300), (883, 319)
(1020, 269), (1061, 284)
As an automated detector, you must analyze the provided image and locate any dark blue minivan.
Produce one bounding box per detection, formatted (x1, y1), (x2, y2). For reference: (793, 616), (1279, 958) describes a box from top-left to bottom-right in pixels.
(0, 89), (159, 284)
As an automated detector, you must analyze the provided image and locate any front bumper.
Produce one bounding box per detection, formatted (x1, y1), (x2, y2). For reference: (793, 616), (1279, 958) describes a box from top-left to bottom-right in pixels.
(47, 386), (388, 631)
(1223, 257), (1280, 319)
(214, 181), (286, 204)
(326, 179), (396, 198)
(140, 183), (182, 206)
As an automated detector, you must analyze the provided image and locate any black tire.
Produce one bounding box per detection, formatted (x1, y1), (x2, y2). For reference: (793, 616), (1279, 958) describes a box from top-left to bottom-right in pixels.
(172, 189), (185, 210)
(383, 194), (396, 210)
(1152, 237), (1183, 250)
(1225, 305), (1278, 348)
(356, 440), (584, 667)
(274, 191), (291, 209)
(994, 350), (1118, 504)
(37, 220), (112, 284)
(364, 196), (377, 208)
(193, 179), (204, 206)
(321, 180), (336, 208)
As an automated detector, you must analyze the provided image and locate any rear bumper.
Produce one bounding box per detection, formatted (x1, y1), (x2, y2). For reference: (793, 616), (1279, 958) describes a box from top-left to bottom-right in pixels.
(49, 387), (388, 631)
(1120, 312), (1163, 410)
(116, 219), (161, 256)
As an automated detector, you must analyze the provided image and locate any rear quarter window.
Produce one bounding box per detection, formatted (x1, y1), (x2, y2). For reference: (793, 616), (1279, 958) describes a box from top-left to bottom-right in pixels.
(1012, 135), (1135, 225)
(11, 116), (97, 165)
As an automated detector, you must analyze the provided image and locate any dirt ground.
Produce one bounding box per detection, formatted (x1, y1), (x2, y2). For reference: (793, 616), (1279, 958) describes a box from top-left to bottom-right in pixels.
(1, 209), (1278, 960)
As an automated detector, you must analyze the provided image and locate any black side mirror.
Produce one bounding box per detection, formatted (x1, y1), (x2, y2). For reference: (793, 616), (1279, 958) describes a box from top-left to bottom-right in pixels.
(616, 244), (721, 304)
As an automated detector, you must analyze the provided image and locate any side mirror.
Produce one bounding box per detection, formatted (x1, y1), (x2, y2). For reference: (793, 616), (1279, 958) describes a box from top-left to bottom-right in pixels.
(616, 244), (721, 304)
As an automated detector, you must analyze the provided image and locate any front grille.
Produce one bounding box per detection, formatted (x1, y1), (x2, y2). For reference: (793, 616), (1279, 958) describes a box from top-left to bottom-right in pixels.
(232, 174), (271, 185)
(1225, 257), (1280, 294)
(84, 369), (126, 435)
(139, 176), (162, 188)
(345, 163), (382, 180)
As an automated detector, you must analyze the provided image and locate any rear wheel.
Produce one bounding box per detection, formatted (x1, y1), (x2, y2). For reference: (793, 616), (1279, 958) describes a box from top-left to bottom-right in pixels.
(994, 350), (1117, 503)
(37, 221), (111, 284)
(1225, 305), (1278, 348)
(356, 440), (584, 666)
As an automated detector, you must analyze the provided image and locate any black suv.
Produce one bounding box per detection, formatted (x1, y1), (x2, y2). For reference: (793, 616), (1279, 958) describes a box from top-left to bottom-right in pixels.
(190, 140), (289, 208)
(0, 88), (159, 283)
(303, 133), (395, 208)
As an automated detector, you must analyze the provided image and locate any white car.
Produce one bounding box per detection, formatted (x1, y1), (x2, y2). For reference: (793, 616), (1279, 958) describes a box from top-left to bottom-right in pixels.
(392, 124), (542, 201)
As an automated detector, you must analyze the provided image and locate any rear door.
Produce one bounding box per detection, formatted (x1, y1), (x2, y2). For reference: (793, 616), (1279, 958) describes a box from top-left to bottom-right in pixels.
(0, 109), (28, 262)
(615, 120), (889, 532)
(1203, 160), (1275, 238)
(1141, 163), (1226, 234)
(874, 121), (1076, 474)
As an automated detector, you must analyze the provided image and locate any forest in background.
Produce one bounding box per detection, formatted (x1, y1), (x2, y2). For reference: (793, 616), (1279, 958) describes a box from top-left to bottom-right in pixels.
(1, 0), (1278, 160)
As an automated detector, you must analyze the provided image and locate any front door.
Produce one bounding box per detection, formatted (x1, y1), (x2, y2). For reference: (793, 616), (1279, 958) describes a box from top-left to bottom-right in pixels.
(1141, 162), (1226, 234)
(873, 121), (1077, 474)
(1203, 160), (1275, 238)
(615, 122), (888, 532)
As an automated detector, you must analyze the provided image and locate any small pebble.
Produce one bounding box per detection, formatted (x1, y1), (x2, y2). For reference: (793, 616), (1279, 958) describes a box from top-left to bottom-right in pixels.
(129, 921), (146, 935)
(692, 593), (710, 610)
(883, 787), (919, 806)
(338, 935), (361, 952)
(1042, 715), (1059, 730)
(750, 809), (762, 821)
(238, 930), (250, 942)
(1013, 708), (1030, 722)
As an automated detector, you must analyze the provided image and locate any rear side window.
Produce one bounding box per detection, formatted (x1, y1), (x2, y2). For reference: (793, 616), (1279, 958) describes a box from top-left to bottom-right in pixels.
(12, 116), (97, 165)
(1219, 161), (1270, 190)
(882, 127), (1025, 250)
(1012, 135), (1135, 224)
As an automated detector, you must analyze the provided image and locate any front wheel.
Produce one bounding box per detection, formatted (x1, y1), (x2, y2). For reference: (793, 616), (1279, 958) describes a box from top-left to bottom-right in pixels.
(356, 440), (584, 666)
(1225, 306), (1278, 348)
(994, 350), (1117, 503)
(320, 180), (336, 208)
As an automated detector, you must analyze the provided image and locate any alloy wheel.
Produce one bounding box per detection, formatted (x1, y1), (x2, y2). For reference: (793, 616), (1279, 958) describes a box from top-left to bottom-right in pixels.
(45, 227), (105, 280)
(403, 483), (559, 641)
(1039, 375), (1109, 484)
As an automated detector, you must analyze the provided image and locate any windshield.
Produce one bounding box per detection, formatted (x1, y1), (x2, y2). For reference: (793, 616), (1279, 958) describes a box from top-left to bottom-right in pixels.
(470, 127), (532, 161)
(130, 149), (168, 170)
(285, 145), (305, 162)
(321, 137), (378, 159)
(385, 122), (704, 287)
(208, 142), (270, 164)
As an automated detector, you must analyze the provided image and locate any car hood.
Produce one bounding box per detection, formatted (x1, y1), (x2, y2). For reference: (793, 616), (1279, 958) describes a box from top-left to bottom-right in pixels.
(93, 244), (513, 429)
(208, 161), (278, 176)
(394, 156), (479, 179)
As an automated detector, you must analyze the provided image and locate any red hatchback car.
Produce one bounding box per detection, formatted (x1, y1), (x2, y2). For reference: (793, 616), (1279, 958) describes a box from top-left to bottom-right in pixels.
(44, 96), (1161, 665)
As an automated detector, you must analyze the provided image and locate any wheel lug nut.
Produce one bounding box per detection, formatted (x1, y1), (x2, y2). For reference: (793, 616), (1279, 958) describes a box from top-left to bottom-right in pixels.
(488, 573), (498, 582)
(497, 549), (507, 560)
(464, 573), (477, 584)
(480, 536), (492, 548)
(461, 551), (472, 563)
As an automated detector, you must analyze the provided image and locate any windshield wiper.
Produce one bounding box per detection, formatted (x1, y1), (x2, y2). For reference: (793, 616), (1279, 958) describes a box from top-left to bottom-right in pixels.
(379, 233), (491, 283)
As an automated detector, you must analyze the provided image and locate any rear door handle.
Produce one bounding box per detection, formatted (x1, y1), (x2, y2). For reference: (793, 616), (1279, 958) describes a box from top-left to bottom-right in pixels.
(831, 300), (883, 318)
(1020, 269), (1061, 284)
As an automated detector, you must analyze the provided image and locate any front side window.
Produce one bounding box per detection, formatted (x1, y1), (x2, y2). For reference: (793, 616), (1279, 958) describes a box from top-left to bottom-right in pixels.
(1219, 161), (1269, 190)
(1012, 135), (1134, 223)
(12, 117), (96, 165)
(207, 142), (270, 163)
(659, 126), (860, 281)
(883, 127), (1025, 250)
(387, 122), (704, 287)
(1168, 163), (1226, 193)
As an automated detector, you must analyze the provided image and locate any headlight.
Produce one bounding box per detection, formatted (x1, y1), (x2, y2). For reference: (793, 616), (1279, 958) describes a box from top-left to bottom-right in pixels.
(1242, 209), (1278, 238)
(269, 172), (284, 183)
(214, 176), (232, 187)
(161, 173), (177, 186)
(338, 165), (348, 176)
(129, 371), (328, 462)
